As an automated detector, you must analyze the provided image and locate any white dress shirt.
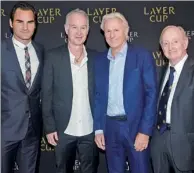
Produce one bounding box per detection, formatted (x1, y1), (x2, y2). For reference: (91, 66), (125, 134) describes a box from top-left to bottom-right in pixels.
(12, 37), (39, 85)
(160, 54), (188, 123)
(64, 46), (93, 136)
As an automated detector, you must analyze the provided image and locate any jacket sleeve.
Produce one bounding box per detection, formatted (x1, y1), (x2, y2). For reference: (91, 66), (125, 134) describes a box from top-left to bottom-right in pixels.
(138, 50), (158, 136)
(41, 50), (56, 134)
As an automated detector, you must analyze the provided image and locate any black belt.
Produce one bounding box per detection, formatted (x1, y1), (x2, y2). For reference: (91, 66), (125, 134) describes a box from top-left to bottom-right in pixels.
(107, 115), (127, 121)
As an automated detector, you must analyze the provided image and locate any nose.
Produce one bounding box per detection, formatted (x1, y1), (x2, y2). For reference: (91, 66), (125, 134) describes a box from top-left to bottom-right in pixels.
(168, 43), (173, 51)
(76, 28), (82, 35)
(22, 23), (28, 30)
(110, 31), (115, 39)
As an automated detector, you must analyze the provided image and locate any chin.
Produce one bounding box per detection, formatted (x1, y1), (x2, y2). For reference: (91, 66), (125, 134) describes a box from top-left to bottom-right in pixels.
(74, 42), (84, 46)
(108, 43), (117, 47)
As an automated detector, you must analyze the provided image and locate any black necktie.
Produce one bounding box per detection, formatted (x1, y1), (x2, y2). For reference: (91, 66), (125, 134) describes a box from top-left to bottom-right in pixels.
(157, 66), (175, 134)
(24, 47), (31, 89)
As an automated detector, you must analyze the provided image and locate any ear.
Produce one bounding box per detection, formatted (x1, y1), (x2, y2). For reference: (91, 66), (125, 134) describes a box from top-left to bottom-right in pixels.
(125, 26), (129, 41)
(64, 24), (68, 35)
(9, 19), (13, 28)
(183, 37), (189, 50)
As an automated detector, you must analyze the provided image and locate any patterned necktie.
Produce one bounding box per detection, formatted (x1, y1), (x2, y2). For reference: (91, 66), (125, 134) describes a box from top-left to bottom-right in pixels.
(157, 66), (175, 134)
(24, 47), (31, 89)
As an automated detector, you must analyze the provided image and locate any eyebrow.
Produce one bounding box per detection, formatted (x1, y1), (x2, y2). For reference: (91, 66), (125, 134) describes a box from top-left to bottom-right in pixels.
(15, 19), (35, 23)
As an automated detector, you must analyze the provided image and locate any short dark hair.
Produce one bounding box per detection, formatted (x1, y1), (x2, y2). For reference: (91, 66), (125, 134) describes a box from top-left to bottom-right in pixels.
(10, 1), (37, 23)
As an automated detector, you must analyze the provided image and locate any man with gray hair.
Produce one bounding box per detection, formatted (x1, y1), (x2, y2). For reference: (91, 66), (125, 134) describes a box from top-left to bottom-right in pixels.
(151, 25), (194, 173)
(42, 8), (98, 173)
(94, 12), (157, 173)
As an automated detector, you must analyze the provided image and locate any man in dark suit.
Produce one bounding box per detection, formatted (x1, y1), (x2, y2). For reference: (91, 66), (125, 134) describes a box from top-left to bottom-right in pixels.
(42, 9), (98, 173)
(151, 25), (194, 173)
(94, 12), (157, 173)
(1, 2), (44, 173)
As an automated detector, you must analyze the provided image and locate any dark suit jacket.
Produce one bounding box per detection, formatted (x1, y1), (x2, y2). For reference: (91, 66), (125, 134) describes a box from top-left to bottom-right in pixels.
(94, 44), (158, 140)
(41, 45), (96, 135)
(1, 38), (44, 141)
(159, 56), (194, 171)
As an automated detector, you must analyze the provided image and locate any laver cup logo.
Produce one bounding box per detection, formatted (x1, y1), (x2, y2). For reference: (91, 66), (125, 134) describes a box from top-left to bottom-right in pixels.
(128, 31), (139, 42)
(73, 160), (80, 171)
(185, 30), (194, 40)
(13, 162), (19, 171)
(144, 6), (175, 22)
(87, 8), (117, 24)
(1, 8), (6, 16)
(153, 51), (168, 67)
(41, 137), (54, 151)
(37, 8), (61, 24)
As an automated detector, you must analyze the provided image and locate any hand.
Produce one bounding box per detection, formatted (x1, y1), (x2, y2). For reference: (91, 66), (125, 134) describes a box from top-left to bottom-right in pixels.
(95, 133), (105, 150)
(134, 133), (149, 152)
(46, 132), (58, 146)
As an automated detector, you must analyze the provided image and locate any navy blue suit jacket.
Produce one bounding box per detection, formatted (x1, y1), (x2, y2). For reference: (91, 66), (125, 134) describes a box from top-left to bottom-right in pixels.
(1, 38), (44, 141)
(94, 44), (157, 140)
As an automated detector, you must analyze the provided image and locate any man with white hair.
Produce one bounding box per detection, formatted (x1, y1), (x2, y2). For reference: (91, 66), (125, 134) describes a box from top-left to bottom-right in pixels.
(94, 12), (157, 173)
(151, 25), (194, 173)
(42, 9), (98, 173)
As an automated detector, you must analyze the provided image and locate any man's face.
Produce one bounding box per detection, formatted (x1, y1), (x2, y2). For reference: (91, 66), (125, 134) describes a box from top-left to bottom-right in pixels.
(65, 13), (89, 46)
(104, 18), (127, 51)
(161, 27), (188, 63)
(10, 9), (36, 45)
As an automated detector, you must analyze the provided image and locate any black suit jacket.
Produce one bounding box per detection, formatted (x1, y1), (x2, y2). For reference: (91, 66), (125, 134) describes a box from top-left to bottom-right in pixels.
(42, 45), (96, 135)
(159, 56), (194, 171)
(1, 38), (44, 141)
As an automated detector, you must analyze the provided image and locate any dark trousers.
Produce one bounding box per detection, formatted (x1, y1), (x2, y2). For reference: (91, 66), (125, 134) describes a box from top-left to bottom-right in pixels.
(55, 132), (98, 173)
(151, 129), (194, 173)
(105, 117), (151, 173)
(1, 118), (40, 173)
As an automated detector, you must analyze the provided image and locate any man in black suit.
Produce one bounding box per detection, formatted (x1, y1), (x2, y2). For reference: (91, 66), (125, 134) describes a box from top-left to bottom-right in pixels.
(151, 25), (194, 173)
(1, 2), (44, 173)
(42, 9), (98, 173)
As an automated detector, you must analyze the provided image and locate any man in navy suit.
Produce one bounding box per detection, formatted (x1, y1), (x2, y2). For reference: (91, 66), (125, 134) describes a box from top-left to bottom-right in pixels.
(1, 2), (44, 173)
(94, 12), (157, 173)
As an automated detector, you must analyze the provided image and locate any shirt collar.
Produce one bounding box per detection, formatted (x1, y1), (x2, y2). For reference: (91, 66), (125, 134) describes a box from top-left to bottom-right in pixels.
(169, 54), (188, 73)
(107, 42), (128, 61)
(12, 36), (32, 50)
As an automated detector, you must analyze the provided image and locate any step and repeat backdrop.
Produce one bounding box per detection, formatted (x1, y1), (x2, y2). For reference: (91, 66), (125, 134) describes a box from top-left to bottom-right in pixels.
(1, 1), (194, 173)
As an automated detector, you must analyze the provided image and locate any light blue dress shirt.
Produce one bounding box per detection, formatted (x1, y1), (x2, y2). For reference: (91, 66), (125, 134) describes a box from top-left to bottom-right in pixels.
(107, 42), (128, 116)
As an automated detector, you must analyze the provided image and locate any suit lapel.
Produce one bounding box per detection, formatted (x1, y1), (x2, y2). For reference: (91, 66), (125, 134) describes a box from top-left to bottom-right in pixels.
(157, 65), (168, 106)
(123, 45), (136, 101)
(29, 41), (42, 93)
(103, 52), (110, 103)
(62, 46), (73, 99)
(173, 56), (194, 100)
(6, 39), (28, 93)
(87, 50), (94, 108)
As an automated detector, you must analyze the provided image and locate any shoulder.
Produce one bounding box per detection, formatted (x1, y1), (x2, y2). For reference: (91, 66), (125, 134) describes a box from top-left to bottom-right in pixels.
(32, 40), (44, 53)
(33, 40), (44, 48)
(46, 44), (68, 56)
(128, 44), (153, 64)
(1, 39), (7, 49)
(95, 50), (108, 62)
(128, 44), (151, 55)
(1, 38), (12, 50)
(86, 48), (99, 59)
